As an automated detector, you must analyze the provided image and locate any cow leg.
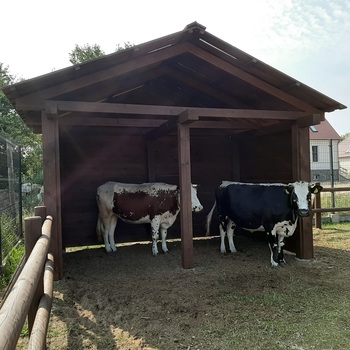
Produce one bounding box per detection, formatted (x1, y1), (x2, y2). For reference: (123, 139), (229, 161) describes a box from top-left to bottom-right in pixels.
(226, 219), (237, 253)
(267, 228), (279, 267)
(160, 225), (169, 253)
(151, 219), (161, 255)
(107, 215), (118, 252)
(100, 215), (113, 253)
(219, 223), (227, 253)
(277, 234), (286, 264)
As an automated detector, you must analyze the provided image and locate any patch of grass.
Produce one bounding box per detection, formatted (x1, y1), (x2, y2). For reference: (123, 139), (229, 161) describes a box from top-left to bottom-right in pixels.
(0, 242), (25, 293)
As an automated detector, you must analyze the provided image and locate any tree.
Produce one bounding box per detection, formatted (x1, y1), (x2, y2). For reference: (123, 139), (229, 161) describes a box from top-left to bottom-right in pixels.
(0, 63), (43, 183)
(69, 42), (134, 64)
(69, 44), (105, 65)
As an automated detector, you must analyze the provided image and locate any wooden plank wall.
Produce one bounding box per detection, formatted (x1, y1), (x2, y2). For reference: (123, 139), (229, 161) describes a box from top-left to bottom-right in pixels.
(239, 130), (293, 183)
(59, 126), (297, 249)
(59, 126), (233, 247)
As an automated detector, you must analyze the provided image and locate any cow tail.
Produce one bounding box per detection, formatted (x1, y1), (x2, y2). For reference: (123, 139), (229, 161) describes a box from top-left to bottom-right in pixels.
(205, 201), (217, 236)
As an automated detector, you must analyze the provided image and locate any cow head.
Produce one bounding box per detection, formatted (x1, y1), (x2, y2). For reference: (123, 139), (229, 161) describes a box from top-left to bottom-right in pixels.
(191, 184), (203, 212)
(285, 181), (323, 217)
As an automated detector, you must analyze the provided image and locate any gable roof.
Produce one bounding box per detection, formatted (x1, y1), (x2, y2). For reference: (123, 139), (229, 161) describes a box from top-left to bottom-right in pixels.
(309, 119), (341, 140)
(2, 22), (346, 134)
(339, 135), (350, 158)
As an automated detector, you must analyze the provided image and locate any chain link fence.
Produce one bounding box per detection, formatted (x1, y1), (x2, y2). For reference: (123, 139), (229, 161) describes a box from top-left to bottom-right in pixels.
(0, 135), (22, 267)
(310, 138), (350, 184)
(310, 137), (350, 221)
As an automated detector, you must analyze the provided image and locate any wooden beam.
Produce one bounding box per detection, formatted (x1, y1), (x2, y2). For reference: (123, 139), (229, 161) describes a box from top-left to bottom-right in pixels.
(48, 100), (312, 121)
(59, 116), (166, 128)
(250, 120), (294, 136)
(296, 113), (323, 128)
(188, 45), (322, 113)
(53, 100), (188, 116)
(177, 123), (194, 269)
(145, 109), (200, 140)
(291, 125), (314, 260)
(145, 118), (179, 140)
(45, 101), (58, 119)
(41, 111), (63, 280)
(178, 109), (199, 124)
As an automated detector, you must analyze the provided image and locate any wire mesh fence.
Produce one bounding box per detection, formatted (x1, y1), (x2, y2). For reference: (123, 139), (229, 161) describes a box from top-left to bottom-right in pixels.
(310, 138), (350, 183)
(310, 137), (350, 220)
(0, 135), (22, 267)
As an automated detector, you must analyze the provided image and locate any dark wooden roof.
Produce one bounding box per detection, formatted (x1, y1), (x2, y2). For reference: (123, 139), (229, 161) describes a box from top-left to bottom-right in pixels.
(2, 22), (346, 134)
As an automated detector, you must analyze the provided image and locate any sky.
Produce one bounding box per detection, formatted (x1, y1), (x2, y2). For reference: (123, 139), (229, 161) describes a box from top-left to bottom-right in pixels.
(2, 0), (349, 135)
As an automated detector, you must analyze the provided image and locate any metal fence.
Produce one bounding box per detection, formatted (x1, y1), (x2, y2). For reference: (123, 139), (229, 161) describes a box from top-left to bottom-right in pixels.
(0, 135), (22, 267)
(310, 137), (350, 184)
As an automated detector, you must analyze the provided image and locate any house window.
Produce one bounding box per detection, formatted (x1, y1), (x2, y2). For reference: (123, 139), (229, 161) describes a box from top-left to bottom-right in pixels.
(312, 145), (318, 162)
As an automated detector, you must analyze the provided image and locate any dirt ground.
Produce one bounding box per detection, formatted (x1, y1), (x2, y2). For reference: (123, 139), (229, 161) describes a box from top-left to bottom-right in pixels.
(16, 228), (350, 350)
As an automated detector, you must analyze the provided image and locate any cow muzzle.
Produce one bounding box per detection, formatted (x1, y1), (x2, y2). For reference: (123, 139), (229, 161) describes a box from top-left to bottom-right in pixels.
(297, 209), (310, 217)
(193, 205), (203, 212)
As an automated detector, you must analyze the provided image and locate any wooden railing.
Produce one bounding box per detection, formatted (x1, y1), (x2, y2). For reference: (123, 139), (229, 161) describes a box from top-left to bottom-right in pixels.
(0, 206), (54, 350)
(312, 183), (350, 228)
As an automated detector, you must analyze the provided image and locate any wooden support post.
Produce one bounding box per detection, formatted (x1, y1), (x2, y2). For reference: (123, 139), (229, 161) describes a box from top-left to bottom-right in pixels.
(177, 121), (194, 269)
(24, 216), (44, 335)
(292, 125), (314, 260)
(42, 111), (63, 280)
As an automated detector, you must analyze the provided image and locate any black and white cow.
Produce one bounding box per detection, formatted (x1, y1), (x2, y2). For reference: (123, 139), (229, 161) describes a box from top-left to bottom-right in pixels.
(206, 181), (322, 266)
(96, 182), (203, 254)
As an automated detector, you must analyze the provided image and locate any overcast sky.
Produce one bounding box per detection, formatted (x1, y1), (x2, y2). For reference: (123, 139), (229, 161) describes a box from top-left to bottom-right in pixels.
(2, 0), (349, 135)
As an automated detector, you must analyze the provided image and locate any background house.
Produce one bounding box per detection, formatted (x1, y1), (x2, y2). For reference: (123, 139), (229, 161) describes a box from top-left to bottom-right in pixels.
(339, 135), (350, 180)
(309, 119), (342, 182)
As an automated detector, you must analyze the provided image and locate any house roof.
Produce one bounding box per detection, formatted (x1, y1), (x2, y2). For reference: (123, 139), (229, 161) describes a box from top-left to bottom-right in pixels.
(339, 135), (350, 158)
(309, 119), (341, 140)
(2, 22), (347, 134)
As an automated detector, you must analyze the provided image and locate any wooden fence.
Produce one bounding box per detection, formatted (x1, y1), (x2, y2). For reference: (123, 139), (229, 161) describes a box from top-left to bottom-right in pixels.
(313, 183), (350, 228)
(0, 206), (54, 350)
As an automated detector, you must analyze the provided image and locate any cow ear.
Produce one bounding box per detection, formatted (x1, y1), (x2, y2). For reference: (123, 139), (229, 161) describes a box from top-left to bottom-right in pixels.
(310, 184), (323, 194)
(284, 185), (293, 195)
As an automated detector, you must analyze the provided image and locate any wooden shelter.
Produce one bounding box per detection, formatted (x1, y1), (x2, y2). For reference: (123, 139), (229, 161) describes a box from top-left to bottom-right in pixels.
(3, 22), (346, 279)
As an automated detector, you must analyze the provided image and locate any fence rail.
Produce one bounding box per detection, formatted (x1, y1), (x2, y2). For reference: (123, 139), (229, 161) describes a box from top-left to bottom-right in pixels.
(0, 206), (53, 350)
(312, 183), (350, 228)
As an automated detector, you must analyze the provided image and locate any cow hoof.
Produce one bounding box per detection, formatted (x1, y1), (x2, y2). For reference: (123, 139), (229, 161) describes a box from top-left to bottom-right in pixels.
(271, 261), (279, 268)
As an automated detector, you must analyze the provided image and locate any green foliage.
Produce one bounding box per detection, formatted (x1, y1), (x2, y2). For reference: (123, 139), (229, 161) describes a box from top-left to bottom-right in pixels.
(0, 243), (24, 292)
(0, 63), (43, 183)
(69, 42), (135, 65)
(69, 44), (105, 64)
(115, 41), (134, 51)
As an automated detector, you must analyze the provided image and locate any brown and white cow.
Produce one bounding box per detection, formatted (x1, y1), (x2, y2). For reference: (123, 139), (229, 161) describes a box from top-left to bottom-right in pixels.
(96, 182), (203, 254)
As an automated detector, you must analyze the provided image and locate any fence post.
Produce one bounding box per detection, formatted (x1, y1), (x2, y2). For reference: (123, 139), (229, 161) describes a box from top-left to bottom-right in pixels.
(314, 182), (322, 229)
(34, 206), (47, 222)
(24, 216), (44, 335)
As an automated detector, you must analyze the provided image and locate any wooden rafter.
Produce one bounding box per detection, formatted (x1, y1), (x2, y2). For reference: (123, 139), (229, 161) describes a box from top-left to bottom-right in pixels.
(187, 45), (323, 113)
